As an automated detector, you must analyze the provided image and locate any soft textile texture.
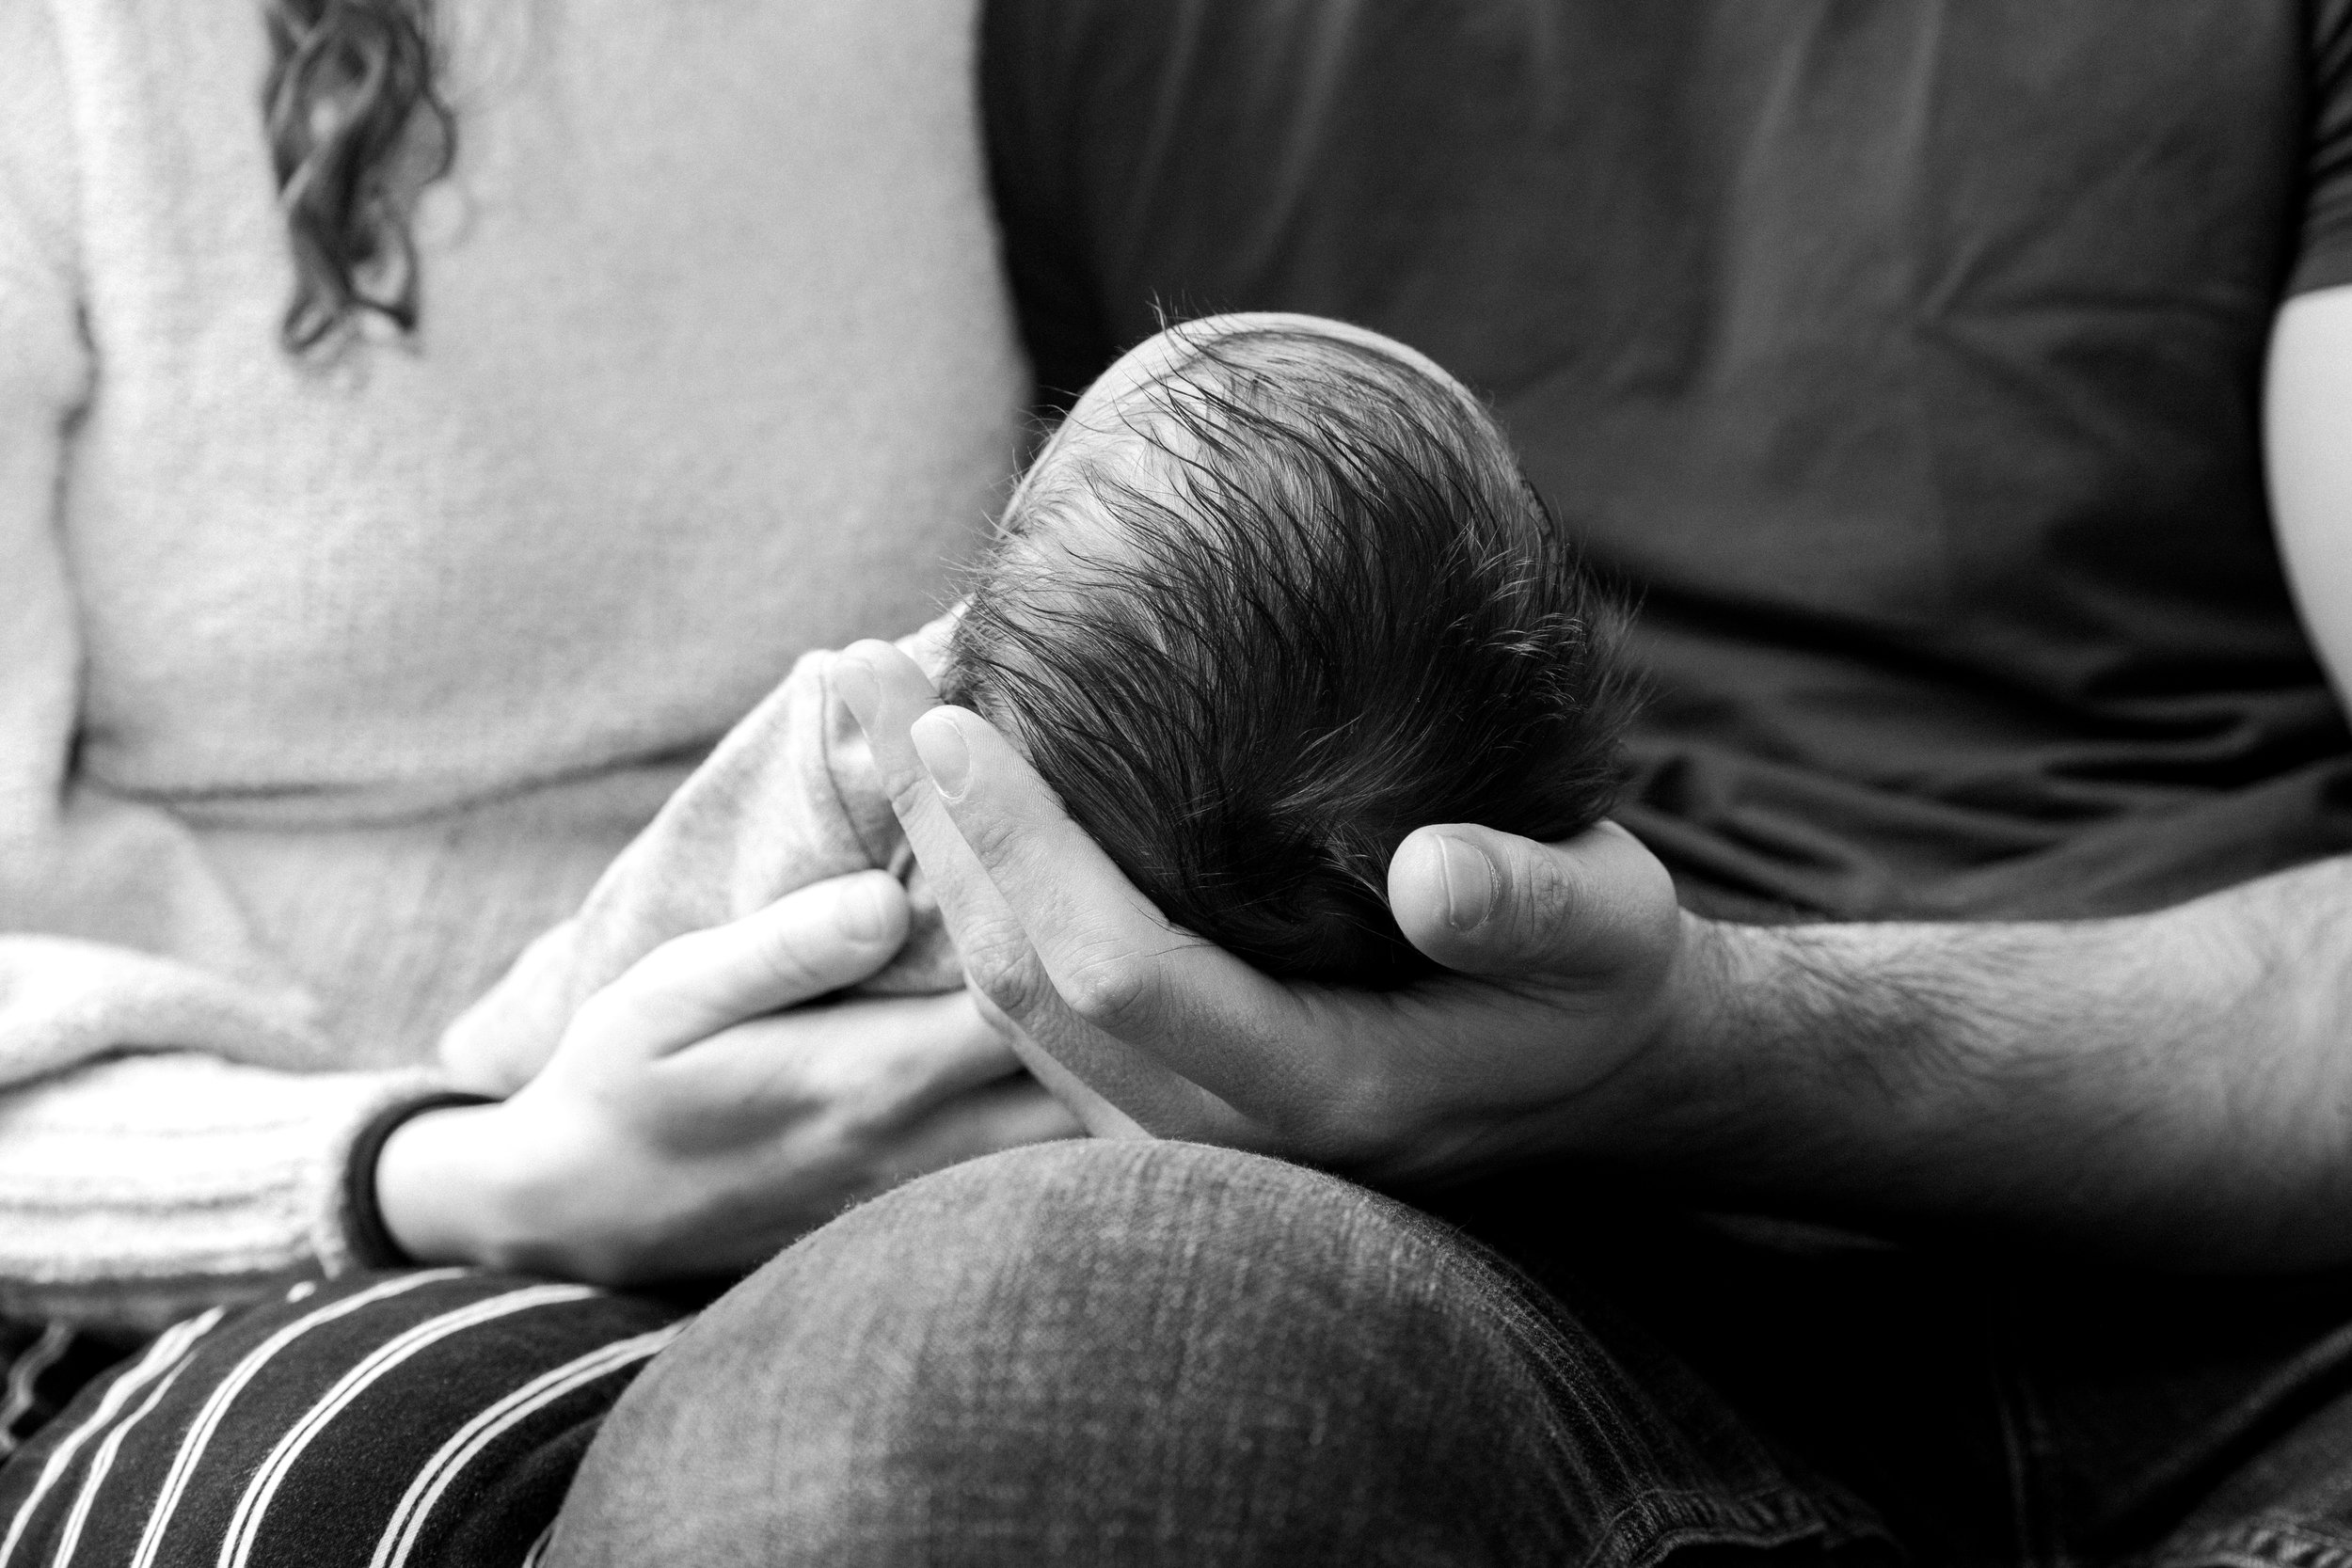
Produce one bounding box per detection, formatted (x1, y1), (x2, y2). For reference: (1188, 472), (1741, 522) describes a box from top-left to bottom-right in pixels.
(0, 1269), (689, 1568)
(0, 0), (1025, 1326)
(556, 1143), (1892, 1567)
(438, 622), (966, 1097)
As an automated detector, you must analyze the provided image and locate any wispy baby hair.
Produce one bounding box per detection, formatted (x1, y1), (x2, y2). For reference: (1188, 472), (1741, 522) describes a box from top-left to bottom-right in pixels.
(946, 321), (1637, 988)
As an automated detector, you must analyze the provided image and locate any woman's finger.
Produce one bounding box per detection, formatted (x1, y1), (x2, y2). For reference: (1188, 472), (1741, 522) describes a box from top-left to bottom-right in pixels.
(572, 869), (912, 1060)
(851, 988), (1032, 1109)
(836, 641), (1275, 1137)
(685, 989), (1024, 1124)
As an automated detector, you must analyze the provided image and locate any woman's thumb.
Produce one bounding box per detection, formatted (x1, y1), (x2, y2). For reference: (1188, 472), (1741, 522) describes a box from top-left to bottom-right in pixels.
(1388, 820), (1677, 981)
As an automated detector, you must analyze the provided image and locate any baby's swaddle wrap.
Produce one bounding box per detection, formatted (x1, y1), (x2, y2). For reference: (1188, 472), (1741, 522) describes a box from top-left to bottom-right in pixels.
(438, 618), (963, 1094)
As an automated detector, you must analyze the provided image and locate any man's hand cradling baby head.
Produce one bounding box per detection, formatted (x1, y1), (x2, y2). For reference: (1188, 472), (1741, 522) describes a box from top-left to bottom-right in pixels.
(942, 313), (1637, 989)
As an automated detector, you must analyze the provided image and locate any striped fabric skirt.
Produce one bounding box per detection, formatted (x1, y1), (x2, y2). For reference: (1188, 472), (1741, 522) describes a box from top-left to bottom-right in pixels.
(0, 1270), (690, 1568)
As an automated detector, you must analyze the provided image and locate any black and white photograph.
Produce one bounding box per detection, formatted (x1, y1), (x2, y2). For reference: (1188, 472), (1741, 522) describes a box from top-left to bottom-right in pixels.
(4, 2), (2352, 1562)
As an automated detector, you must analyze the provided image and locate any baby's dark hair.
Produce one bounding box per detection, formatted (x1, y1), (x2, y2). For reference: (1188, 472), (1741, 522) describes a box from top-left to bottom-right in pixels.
(946, 321), (1636, 988)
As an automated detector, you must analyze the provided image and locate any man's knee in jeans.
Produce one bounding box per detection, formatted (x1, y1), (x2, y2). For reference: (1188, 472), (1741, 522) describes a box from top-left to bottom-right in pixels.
(548, 1140), (1856, 1567)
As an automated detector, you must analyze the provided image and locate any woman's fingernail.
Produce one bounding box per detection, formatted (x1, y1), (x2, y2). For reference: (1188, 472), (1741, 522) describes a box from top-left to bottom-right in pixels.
(835, 655), (881, 730)
(1437, 834), (1498, 931)
(912, 713), (972, 800)
(843, 876), (891, 942)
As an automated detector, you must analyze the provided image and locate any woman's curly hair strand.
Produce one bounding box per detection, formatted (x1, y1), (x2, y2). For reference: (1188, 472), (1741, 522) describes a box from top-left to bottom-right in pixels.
(261, 0), (455, 356)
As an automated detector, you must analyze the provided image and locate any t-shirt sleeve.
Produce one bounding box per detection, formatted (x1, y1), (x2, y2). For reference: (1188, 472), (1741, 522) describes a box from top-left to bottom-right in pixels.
(2293, 0), (2352, 294)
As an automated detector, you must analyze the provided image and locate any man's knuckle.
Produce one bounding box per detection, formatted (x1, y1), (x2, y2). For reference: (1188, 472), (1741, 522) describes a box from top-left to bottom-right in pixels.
(960, 926), (1049, 1017)
(1063, 948), (1149, 1033)
(950, 805), (1026, 873)
(882, 767), (935, 821)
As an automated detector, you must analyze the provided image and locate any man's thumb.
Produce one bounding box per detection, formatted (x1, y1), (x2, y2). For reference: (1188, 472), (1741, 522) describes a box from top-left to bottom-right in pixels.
(1388, 820), (1677, 981)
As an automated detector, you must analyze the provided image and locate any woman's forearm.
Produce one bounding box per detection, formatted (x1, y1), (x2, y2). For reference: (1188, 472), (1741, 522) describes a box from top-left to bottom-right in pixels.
(0, 1053), (437, 1331)
(1640, 856), (2352, 1269)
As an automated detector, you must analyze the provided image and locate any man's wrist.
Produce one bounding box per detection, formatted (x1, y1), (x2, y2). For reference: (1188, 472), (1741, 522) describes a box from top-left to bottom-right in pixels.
(1570, 907), (1752, 1164)
(1566, 909), (1931, 1195)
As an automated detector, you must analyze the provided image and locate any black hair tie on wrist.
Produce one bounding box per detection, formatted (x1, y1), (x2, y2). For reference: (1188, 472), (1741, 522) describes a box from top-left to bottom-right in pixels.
(342, 1091), (498, 1270)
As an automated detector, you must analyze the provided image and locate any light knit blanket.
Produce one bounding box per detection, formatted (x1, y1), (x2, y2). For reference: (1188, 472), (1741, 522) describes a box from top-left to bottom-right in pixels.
(439, 622), (967, 1097)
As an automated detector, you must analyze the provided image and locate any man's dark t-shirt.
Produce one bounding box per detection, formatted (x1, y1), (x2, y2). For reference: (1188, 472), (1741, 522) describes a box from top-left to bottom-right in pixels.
(983, 0), (2352, 923)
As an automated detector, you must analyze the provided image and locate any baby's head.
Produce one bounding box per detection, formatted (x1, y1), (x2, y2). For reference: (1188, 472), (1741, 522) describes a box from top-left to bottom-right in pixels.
(945, 313), (1634, 987)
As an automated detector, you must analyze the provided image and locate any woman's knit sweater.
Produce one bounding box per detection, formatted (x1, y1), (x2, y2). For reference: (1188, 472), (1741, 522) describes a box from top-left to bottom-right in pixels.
(0, 0), (1026, 1329)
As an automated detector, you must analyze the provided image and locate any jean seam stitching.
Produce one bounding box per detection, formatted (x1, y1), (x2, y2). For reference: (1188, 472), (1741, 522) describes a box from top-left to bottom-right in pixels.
(1583, 1482), (1852, 1567)
(2150, 1518), (2352, 1568)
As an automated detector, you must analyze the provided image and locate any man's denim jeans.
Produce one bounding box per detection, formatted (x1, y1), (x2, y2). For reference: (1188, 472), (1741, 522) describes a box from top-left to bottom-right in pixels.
(549, 1140), (1891, 1565)
(528, 1139), (2352, 1566)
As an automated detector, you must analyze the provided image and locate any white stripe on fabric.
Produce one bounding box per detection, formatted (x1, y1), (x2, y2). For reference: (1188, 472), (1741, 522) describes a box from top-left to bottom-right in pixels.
(217, 1285), (599, 1568)
(125, 1270), (469, 1568)
(0, 1308), (224, 1568)
(373, 1323), (686, 1568)
(49, 1360), (194, 1568)
(0, 1325), (77, 1456)
(516, 1521), (556, 1568)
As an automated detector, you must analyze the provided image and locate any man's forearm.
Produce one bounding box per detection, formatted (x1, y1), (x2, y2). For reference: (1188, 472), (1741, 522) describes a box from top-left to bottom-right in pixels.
(1640, 856), (2352, 1269)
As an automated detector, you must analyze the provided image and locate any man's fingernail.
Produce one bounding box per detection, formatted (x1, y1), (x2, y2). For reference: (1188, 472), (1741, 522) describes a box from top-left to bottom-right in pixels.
(912, 713), (972, 800)
(835, 656), (880, 730)
(1437, 834), (1498, 931)
(843, 877), (891, 942)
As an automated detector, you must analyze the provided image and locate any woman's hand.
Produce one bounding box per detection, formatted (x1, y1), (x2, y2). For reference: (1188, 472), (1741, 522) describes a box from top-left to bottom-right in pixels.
(834, 641), (1717, 1190)
(376, 869), (1082, 1284)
